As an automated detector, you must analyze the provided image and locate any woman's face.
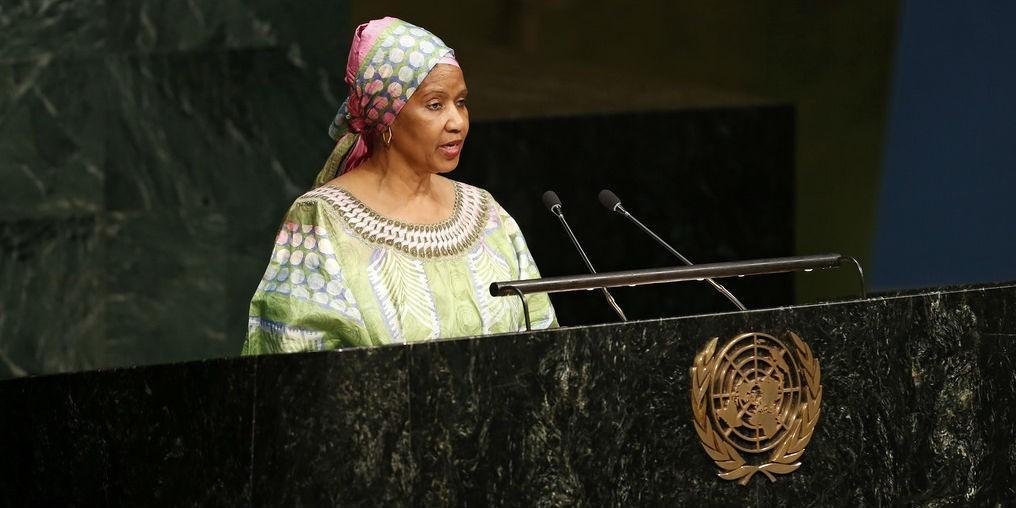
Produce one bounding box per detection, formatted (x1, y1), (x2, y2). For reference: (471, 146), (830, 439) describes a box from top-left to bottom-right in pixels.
(389, 64), (469, 174)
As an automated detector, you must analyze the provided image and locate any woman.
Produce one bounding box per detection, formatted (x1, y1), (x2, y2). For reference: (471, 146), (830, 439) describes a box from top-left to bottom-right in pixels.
(242, 17), (557, 354)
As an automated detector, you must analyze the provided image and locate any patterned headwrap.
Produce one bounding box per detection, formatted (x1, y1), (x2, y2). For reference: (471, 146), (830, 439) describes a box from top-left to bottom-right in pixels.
(314, 17), (459, 188)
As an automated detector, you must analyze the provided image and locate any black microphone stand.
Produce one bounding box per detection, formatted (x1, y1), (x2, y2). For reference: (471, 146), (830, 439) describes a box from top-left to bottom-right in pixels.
(599, 189), (747, 311)
(543, 191), (628, 321)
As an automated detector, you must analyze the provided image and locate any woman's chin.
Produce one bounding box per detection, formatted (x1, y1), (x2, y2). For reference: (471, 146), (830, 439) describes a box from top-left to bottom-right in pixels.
(430, 159), (459, 174)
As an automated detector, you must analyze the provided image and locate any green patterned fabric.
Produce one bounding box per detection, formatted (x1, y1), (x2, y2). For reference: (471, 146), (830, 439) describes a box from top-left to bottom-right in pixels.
(242, 181), (557, 354)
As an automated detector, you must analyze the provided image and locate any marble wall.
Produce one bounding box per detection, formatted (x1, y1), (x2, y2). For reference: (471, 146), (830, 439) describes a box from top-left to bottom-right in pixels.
(0, 3), (794, 379)
(0, 0), (348, 378)
(2, 282), (1013, 505)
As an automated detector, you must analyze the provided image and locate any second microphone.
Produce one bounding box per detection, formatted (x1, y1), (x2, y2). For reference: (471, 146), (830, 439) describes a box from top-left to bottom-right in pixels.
(542, 190), (628, 322)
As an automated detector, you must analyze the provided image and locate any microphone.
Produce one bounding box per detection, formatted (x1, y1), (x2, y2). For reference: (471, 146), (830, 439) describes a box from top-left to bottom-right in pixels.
(598, 189), (747, 311)
(542, 190), (628, 321)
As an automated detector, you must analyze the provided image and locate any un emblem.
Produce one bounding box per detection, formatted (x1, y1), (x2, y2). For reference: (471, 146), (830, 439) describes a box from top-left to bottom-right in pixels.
(690, 332), (822, 485)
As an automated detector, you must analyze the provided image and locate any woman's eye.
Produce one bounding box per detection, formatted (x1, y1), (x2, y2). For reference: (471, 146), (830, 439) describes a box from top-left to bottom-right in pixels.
(427, 102), (442, 110)
(456, 99), (467, 107)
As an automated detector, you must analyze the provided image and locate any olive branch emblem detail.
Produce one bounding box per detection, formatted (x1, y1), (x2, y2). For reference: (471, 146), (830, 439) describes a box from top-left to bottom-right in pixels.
(690, 332), (822, 485)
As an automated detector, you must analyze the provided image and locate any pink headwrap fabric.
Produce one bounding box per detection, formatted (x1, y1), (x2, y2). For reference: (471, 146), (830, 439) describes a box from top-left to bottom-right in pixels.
(314, 17), (459, 188)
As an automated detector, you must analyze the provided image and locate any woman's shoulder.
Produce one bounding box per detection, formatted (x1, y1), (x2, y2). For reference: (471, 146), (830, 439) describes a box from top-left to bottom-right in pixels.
(291, 184), (373, 218)
(272, 185), (358, 233)
(445, 178), (513, 229)
(294, 184), (347, 206)
(444, 178), (501, 211)
(444, 179), (526, 238)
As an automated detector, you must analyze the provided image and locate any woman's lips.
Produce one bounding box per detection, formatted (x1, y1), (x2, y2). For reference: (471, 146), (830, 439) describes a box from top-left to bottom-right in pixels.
(438, 140), (462, 159)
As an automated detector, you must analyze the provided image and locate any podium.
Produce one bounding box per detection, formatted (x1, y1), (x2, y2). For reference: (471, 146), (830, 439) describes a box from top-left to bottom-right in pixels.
(2, 281), (1014, 505)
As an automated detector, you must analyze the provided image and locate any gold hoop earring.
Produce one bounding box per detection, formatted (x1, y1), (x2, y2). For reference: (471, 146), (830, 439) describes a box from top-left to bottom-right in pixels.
(383, 126), (393, 146)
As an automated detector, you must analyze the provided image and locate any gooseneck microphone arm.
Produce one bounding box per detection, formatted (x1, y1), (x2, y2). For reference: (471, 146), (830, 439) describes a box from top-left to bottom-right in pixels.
(542, 191), (628, 321)
(598, 189), (748, 312)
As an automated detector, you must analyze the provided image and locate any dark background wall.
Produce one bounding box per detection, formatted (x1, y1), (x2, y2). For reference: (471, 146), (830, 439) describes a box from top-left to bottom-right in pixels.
(0, 1), (913, 379)
(456, 108), (796, 328)
(872, 1), (1016, 290)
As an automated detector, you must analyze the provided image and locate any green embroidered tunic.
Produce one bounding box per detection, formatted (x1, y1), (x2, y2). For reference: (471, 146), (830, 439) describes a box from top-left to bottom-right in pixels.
(242, 181), (557, 354)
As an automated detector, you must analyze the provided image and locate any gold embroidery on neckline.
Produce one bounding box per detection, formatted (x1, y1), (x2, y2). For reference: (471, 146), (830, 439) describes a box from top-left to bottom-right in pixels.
(305, 182), (490, 259)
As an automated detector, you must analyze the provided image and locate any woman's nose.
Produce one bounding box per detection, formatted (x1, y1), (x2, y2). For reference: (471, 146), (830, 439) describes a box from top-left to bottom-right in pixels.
(446, 107), (466, 132)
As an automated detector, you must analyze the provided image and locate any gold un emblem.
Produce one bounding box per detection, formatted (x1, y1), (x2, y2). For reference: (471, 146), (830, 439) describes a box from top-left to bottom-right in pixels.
(690, 332), (822, 485)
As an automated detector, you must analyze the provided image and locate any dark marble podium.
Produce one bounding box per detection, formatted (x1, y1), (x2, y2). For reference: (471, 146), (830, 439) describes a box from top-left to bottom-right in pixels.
(2, 281), (1014, 506)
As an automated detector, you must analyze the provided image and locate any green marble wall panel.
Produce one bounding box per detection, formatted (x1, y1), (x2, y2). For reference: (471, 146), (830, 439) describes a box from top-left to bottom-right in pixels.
(0, 217), (104, 379)
(0, 58), (105, 218)
(101, 48), (339, 213)
(108, 0), (277, 53)
(0, 2), (347, 379)
(104, 209), (230, 364)
(0, 55), (107, 379)
(107, 0), (346, 62)
(0, 0), (344, 62)
(227, 1), (351, 79)
(0, 0), (107, 63)
(103, 52), (233, 211)
(0, 0), (346, 69)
